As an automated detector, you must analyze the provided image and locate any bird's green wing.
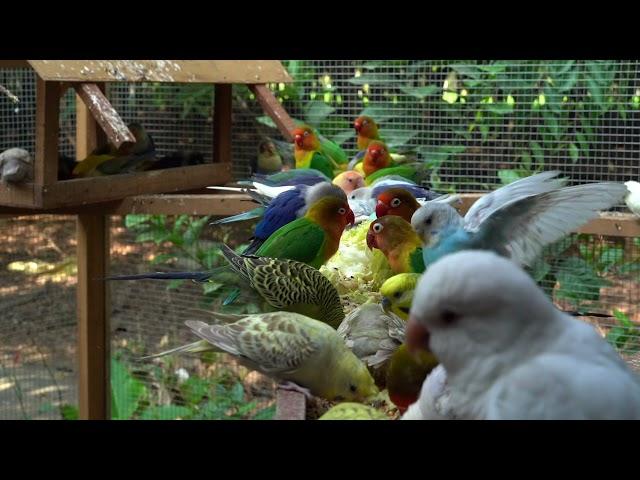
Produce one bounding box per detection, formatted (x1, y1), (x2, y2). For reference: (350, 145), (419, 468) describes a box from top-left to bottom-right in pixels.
(185, 315), (323, 373)
(409, 248), (426, 273)
(255, 217), (327, 267)
(319, 135), (348, 164)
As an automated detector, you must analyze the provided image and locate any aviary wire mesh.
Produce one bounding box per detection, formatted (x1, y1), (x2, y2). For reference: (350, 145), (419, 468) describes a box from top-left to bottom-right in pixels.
(1, 60), (639, 420)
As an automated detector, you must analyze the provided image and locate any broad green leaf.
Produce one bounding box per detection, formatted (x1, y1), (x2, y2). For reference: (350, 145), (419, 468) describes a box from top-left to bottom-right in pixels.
(383, 129), (420, 148)
(359, 104), (406, 123)
(202, 281), (224, 295)
(530, 141), (544, 165)
(498, 169), (523, 185)
(329, 129), (355, 147)
(111, 357), (147, 420)
(347, 74), (399, 86)
(255, 115), (277, 129)
(587, 77), (606, 110)
(399, 85), (438, 99)
(140, 405), (192, 420)
(478, 64), (507, 75)
(449, 64), (481, 80)
(613, 309), (634, 329)
(568, 143), (580, 163)
(304, 100), (335, 127)
(125, 214), (153, 228)
(484, 103), (514, 115)
(521, 151), (533, 170)
(61, 404), (79, 420)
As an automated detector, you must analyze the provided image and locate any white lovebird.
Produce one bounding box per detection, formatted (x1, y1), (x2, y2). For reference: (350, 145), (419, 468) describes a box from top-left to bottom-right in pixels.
(624, 181), (640, 216)
(404, 250), (640, 420)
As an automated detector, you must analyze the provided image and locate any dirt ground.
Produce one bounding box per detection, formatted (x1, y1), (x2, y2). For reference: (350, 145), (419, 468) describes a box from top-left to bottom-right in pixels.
(0, 215), (639, 419)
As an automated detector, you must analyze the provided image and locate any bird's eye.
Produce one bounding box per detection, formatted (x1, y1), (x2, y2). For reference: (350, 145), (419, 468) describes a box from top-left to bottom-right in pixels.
(303, 131), (309, 137)
(390, 198), (402, 208)
(347, 178), (353, 183)
(393, 292), (401, 299)
(349, 385), (357, 393)
(338, 207), (347, 215)
(373, 223), (383, 233)
(425, 217), (432, 225)
(441, 309), (459, 325)
(362, 120), (368, 126)
(350, 194), (356, 199)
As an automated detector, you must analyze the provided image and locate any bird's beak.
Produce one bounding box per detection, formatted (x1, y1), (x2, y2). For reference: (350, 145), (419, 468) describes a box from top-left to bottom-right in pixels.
(375, 200), (389, 218)
(294, 134), (304, 148)
(366, 230), (377, 250)
(346, 209), (355, 226)
(354, 120), (362, 133)
(381, 296), (391, 314)
(368, 149), (381, 161)
(405, 315), (431, 355)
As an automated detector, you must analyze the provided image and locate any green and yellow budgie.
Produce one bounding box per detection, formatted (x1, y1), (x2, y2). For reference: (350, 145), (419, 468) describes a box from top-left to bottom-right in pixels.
(379, 273), (420, 320)
(142, 311), (379, 403)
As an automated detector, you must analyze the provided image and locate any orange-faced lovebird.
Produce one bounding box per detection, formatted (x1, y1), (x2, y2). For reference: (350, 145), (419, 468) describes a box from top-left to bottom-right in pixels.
(366, 216), (425, 274)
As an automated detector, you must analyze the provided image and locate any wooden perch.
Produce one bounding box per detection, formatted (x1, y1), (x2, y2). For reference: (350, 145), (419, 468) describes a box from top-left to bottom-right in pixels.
(74, 83), (136, 151)
(275, 389), (306, 420)
(250, 84), (296, 142)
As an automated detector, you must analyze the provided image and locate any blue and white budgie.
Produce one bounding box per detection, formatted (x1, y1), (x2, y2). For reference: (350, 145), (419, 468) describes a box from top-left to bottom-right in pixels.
(403, 250), (640, 419)
(411, 171), (628, 268)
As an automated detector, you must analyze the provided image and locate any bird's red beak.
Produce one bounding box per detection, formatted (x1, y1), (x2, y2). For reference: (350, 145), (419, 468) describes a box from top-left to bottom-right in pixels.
(368, 149), (381, 161)
(405, 316), (431, 355)
(354, 120), (362, 133)
(294, 134), (304, 148)
(366, 230), (377, 250)
(375, 200), (389, 218)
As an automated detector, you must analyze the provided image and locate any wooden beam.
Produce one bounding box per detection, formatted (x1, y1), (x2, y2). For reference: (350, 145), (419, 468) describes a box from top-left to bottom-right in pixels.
(34, 78), (61, 189)
(77, 214), (110, 420)
(39, 163), (232, 209)
(275, 389), (306, 420)
(76, 84), (107, 160)
(0, 60), (30, 69)
(213, 84), (232, 164)
(250, 84), (295, 142)
(74, 83), (136, 151)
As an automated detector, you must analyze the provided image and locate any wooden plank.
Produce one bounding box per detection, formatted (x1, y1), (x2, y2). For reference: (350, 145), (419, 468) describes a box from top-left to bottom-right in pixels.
(28, 60), (292, 84)
(76, 84), (107, 160)
(0, 184), (37, 208)
(40, 163), (232, 208)
(213, 84), (232, 164)
(250, 84), (295, 142)
(275, 389), (306, 420)
(74, 83), (135, 151)
(0, 60), (30, 69)
(34, 78), (60, 189)
(77, 214), (110, 420)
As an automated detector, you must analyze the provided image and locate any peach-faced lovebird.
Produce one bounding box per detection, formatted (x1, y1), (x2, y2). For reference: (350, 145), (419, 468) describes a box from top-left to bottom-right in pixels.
(354, 115), (382, 151)
(362, 141), (426, 186)
(411, 171), (628, 268)
(375, 187), (422, 222)
(293, 125), (347, 179)
(332, 170), (366, 195)
(366, 215), (425, 274)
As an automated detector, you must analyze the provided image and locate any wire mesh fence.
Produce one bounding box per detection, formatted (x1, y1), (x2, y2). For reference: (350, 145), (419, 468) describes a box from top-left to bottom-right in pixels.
(1, 60), (640, 419)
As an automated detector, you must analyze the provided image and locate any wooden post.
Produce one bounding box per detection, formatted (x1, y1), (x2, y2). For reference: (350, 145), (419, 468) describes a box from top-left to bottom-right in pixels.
(34, 78), (61, 187)
(76, 89), (110, 420)
(250, 84), (296, 142)
(213, 84), (232, 164)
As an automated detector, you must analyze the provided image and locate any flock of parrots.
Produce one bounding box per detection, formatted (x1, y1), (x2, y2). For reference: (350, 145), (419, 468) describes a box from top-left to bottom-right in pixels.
(108, 115), (640, 420)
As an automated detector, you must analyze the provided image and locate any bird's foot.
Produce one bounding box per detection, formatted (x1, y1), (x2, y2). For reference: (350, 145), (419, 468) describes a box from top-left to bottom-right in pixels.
(278, 381), (313, 400)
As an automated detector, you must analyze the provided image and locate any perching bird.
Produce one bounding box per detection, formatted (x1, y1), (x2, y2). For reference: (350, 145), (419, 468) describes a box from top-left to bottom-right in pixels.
(256, 139), (284, 174)
(375, 187), (423, 222)
(362, 142), (425, 186)
(219, 244), (345, 328)
(404, 250), (640, 419)
(624, 181), (640, 216)
(367, 215), (425, 274)
(379, 273), (420, 320)
(385, 344), (439, 415)
(0, 148), (33, 184)
(73, 123), (156, 177)
(220, 182), (347, 256)
(337, 303), (406, 380)
(332, 170), (366, 195)
(142, 312), (379, 403)
(349, 116), (416, 172)
(411, 172), (628, 268)
(318, 402), (389, 420)
(293, 125), (346, 178)
(239, 168), (331, 188)
(109, 193), (356, 283)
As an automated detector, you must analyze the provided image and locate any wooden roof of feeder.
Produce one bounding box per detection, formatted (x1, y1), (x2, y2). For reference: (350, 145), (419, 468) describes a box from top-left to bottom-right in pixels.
(23, 60), (293, 84)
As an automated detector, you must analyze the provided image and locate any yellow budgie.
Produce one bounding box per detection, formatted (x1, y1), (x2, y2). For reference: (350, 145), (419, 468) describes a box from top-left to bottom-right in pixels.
(142, 311), (379, 403)
(379, 273), (421, 320)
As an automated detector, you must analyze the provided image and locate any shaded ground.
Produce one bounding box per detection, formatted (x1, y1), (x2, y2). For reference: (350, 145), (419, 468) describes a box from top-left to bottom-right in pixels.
(1, 215), (639, 419)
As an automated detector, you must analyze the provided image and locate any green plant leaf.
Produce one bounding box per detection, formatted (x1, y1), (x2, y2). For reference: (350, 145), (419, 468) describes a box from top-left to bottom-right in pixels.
(252, 405), (276, 420)
(140, 405), (192, 420)
(399, 85), (438, 99)
(303, 100), (335, 126)
(484, 103), (514, 115)
(530, 141), (544, 165)
(61, 404), (79, 420)
(111, 357), (147, 420)
(255, 115), (277, 129)
(347, 74), (398, 85)
(449, 64), (481, 80)
(498, 169), (523, 185)
(125, 214), (153, 228)
(568, 143), (580, 163)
